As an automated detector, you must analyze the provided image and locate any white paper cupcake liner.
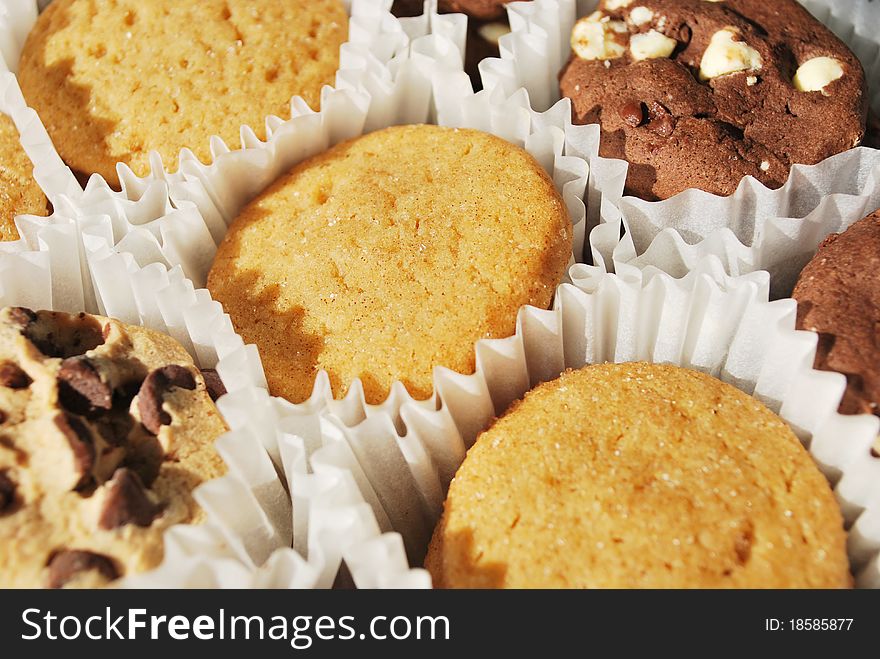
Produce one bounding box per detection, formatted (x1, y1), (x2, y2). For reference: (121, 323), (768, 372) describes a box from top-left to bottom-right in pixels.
(492, 0), (880, 298)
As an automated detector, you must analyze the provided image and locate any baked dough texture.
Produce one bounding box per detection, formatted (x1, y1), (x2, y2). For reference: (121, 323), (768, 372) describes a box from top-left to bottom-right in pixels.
(0, 113), (47, 242)
(426, 362), (851, 589)
(208, 124), (573, 405)
(19, 0), (348, 187)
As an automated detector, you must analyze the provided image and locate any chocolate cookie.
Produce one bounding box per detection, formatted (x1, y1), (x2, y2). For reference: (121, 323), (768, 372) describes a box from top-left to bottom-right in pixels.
(208, 124), (572, 405)
(426, 362), (851, 588)
(559, 0), (867, 200)
(0, 308), (227, 588)
(19, 0), (348, 188)
(0, 113), (48, 242)
(793, 211), (880, 456)
(392, 0), (518, 90)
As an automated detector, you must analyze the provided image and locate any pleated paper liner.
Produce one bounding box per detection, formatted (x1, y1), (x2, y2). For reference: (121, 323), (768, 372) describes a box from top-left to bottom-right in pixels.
(489, 0), (880, 298)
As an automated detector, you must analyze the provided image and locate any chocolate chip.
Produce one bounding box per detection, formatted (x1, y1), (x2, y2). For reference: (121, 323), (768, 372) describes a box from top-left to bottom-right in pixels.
(47, 550), (119, 588)
(0, 362), (31, 389)
(872, 446), (879, 459)
(200, 368), (227, 402)
(98, 468), (161, 529)
(6, 307), (36, 329)
(137, 365), (196, 435)
(53, 412), (95, 491)
(619, 100), (646, 128)
(0, 410), (6, 425)
(57, 357), (112, 417)
(648, 101), (677, 137)
(0, 470), (16, 513)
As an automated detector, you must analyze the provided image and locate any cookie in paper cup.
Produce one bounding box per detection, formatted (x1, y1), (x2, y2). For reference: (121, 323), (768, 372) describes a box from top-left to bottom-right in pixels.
(0, 305), (228, 588)
(0, 208), (430, 589)
(17, 0), (349, 187)
(426, 362), (851, 588)
(490, 0), (880, 297)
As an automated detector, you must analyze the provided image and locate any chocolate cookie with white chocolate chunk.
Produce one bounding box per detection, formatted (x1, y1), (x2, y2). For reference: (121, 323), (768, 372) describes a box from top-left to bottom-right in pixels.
(559, 0), (867, 200)
(0, 308), (227, 588)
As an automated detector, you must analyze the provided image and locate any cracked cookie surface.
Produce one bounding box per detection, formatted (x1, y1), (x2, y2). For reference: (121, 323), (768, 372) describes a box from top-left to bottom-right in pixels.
(0, 308), (227, 588)
(559, 0), (867, 200)
(426, 362), (850, 588)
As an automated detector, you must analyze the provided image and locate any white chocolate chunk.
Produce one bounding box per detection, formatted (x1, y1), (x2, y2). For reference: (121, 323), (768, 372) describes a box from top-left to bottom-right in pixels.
(793, 56), (844, 94)
(699, 28), (762, 80)
(478, 21), (511, 47)
(629, 6), (654, 25)
(571, 12), (628, 61)
(746, 75), (758, 86)
(630, 30), (677, 61)
(760, 161), (770, 171)
(605, 0), (633, 9)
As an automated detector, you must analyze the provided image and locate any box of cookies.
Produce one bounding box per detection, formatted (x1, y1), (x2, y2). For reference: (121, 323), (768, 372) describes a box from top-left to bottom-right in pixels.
(0, 0), (877, 595)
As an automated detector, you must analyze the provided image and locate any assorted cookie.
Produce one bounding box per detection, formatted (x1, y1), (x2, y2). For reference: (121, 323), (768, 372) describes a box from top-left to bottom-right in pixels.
(559, 0), (868, 200)
(0, 113), (48, 242)
(0, 308), (227, 588)
(793, 211), (880, 455)
(426, 362), (851, 588)
(208, 124), (572, 404)
(18, 0), (348, 187)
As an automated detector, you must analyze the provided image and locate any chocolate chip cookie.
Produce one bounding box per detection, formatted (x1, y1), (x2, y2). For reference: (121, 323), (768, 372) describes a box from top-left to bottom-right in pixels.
(793, 211), (880, 455)
(426, 362), (851, 588)
(559, 0), (867, 200)
(0, 308), (227, 588)
(19, 0), (348, 187)
(0, 113), (48, 242)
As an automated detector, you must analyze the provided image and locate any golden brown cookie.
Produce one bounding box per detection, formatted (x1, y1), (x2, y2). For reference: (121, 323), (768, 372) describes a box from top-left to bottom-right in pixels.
(19, 0), (348, 187)
(0, 113), (47, 241)
(426, 362), (850, 589)
(0, 307), (227, 588)
(208, 124), (573, 405)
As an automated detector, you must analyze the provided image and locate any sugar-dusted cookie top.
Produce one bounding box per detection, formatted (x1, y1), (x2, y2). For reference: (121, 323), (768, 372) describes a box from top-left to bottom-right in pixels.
(208, 124), (573, 405)
(427, 362), (850, 588)
(0, 113), (47, 241)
